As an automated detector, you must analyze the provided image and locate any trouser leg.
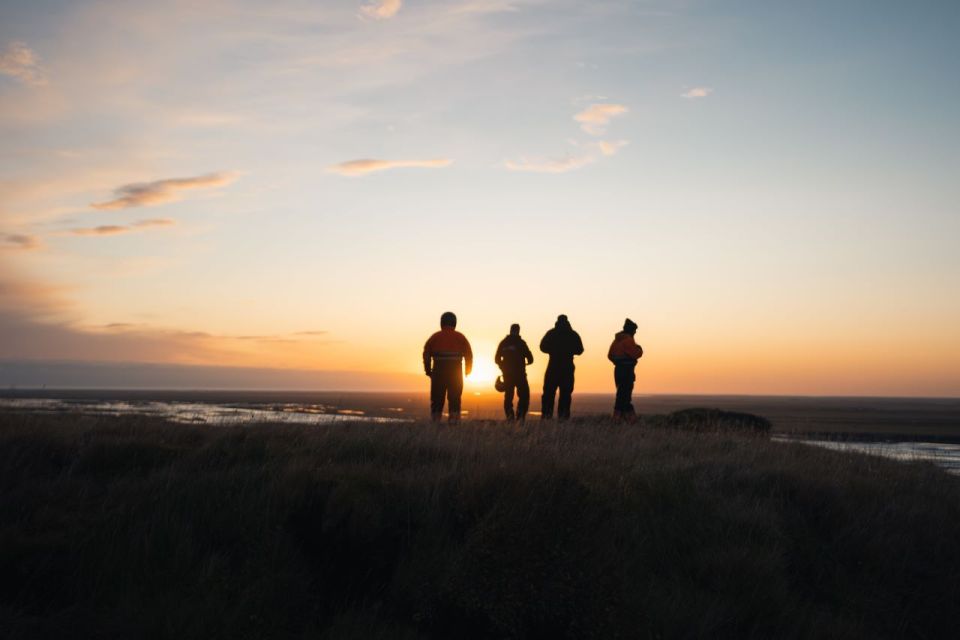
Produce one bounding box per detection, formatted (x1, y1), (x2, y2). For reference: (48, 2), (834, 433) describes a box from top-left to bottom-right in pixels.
(557, 367), (574, 420)
(430, 371), (447, 421)
(541, 369), (558, 419)
(613, 364), (624, 417)
(516, 376), (530, 421)
(614, 363), (636, 416)
(504, 382), (516, 419)
(446, 366), (463, 423)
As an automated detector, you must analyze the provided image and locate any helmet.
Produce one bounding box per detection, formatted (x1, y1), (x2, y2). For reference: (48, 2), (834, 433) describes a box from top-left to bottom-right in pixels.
(494, 376), (505, 392)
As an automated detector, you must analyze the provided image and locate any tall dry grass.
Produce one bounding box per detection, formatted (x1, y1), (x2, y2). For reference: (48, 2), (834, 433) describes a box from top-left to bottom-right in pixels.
(1, 411), (959, 639)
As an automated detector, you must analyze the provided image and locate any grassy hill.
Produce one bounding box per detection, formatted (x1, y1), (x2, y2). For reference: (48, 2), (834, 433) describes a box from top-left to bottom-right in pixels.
(1, 412), (959, 639)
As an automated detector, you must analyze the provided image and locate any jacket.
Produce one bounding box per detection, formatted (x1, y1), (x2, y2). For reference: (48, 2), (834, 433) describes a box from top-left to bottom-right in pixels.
(423, 327), (473, 376)
(608, 331), (643, 364)
(540, 320), (584, 364)
(495, 334), (534, 375)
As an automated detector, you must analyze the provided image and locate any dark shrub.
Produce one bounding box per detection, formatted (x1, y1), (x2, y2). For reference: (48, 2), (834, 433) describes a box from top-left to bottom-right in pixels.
(665, 408), (772, 435)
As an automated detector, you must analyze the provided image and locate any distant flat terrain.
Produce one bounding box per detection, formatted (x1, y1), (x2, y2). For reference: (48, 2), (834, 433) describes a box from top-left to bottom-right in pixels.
(1, 389), (958, 440)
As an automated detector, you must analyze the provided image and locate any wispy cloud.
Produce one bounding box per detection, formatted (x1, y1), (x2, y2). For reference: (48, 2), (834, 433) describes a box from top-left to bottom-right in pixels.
(71, 225), (129, 237)
(451, 0), (524, 14)
(574, 103), (628, 135)
(70, 218), (176, 237)
(327, 158), (453, 176)
(0, 41), (46, 86)
(91, 172), (238, 210)
(597, 140), (628, 156)
(1, 233), (43, 251)
(505, 155), (595, 174)
(681, 87), (712, 99)
(507, 101), (629, 173)
(361, 0), (403, 20)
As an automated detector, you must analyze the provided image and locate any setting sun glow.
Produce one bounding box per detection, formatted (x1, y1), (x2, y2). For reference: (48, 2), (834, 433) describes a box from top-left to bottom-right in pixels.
(466, 359), (499, 387)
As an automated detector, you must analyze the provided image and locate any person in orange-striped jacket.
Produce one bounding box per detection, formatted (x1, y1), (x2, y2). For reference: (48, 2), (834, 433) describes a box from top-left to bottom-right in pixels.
(607, 318), (644, 419)
(423, 311), (473, 423)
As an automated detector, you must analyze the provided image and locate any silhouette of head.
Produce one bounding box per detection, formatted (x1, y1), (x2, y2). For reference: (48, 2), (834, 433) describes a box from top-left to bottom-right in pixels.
(623, 318), (638, 334)
(440, 311), (457, 328)
(510, 323), (520, 336)
(556, 314), (570, 328)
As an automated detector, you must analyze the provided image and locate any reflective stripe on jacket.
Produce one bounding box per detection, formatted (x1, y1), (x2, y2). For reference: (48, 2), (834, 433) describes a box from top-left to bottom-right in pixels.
(423, 328), (473, 375)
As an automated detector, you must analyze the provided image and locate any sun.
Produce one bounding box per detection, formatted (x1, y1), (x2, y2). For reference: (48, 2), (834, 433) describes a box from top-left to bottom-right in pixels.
(466, 358), (499, 387)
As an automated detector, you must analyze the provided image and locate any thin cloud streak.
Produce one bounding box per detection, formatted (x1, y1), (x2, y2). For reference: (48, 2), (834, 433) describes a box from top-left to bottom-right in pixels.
(70, 218), (176, 237)
(682, 87), (712, 98)
(91, 172), (238, 210)
(361, 0), (403, 20)
(1, 233), (43, 251)
(0, 41), (47, 86)
(504, 155), (595, 173)
(598, 140), (628, 156)
(574, 103), (628, 135)
(327, 158), (453, 176)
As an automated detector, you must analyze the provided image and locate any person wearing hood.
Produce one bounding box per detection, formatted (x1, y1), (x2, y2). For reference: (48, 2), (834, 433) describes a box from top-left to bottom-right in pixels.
(607, 318), (644, 419)
(495, 324), (534, 422)
(423, 311), (473, 423)
(539, 314), (584, 420)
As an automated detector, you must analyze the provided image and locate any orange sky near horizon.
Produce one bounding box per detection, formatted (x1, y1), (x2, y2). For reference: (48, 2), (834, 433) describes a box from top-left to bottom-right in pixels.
(1, 1), (959, 397)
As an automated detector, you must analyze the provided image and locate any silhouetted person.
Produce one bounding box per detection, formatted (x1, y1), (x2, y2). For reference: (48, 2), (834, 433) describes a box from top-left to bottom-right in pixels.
(423, 311), (473, 423)
(495, 323), (534, 422)
(608, 318), (644, 419)
(539, 314), (584, 420)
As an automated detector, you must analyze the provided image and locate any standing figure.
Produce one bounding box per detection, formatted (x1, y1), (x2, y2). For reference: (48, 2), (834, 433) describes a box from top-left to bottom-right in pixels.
(423, 311), (473, 423)
(607, 318), (644, 419)
(539, 314), (584, 420)
(495, 324), (534, 422)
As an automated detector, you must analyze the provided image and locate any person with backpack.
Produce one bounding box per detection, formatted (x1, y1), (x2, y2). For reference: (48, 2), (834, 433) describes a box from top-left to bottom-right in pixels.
(539, 315), (584, 420)
(495, 323), (534, 422)
(607, 318), (644, 419)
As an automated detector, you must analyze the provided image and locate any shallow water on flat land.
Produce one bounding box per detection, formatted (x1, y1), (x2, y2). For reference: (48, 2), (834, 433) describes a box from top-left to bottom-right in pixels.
(4, 393), (960, 475)
(0, 398), (400, 425)
(774, 435), (960, 475)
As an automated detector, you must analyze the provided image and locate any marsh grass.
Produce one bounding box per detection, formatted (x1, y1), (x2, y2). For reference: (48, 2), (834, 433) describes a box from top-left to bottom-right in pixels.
(1, 411), (959, 639)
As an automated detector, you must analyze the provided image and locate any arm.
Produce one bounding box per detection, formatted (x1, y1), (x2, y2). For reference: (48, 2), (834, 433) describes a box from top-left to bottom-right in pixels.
(494, 340), (505, 368)
(524, 341), (534, 366)
(607, 338), (617, 363)
(573, 332), (584, 356)
(462, 336), (473, 376)
(631, 338), (643, 360)
(422, 337), (433, 376)
(539, 331), (551, 354)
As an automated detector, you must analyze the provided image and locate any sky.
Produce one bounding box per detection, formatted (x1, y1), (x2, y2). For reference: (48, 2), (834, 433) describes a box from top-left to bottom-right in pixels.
(1, 0), (958, 395)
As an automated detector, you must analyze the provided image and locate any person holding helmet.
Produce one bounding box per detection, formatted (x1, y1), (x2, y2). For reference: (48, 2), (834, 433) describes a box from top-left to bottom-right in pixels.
(423, 311), (473, 423)
(495, 323), (534, 422)
(607, 318), (644, 419)
(539, 314), (584, 420)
